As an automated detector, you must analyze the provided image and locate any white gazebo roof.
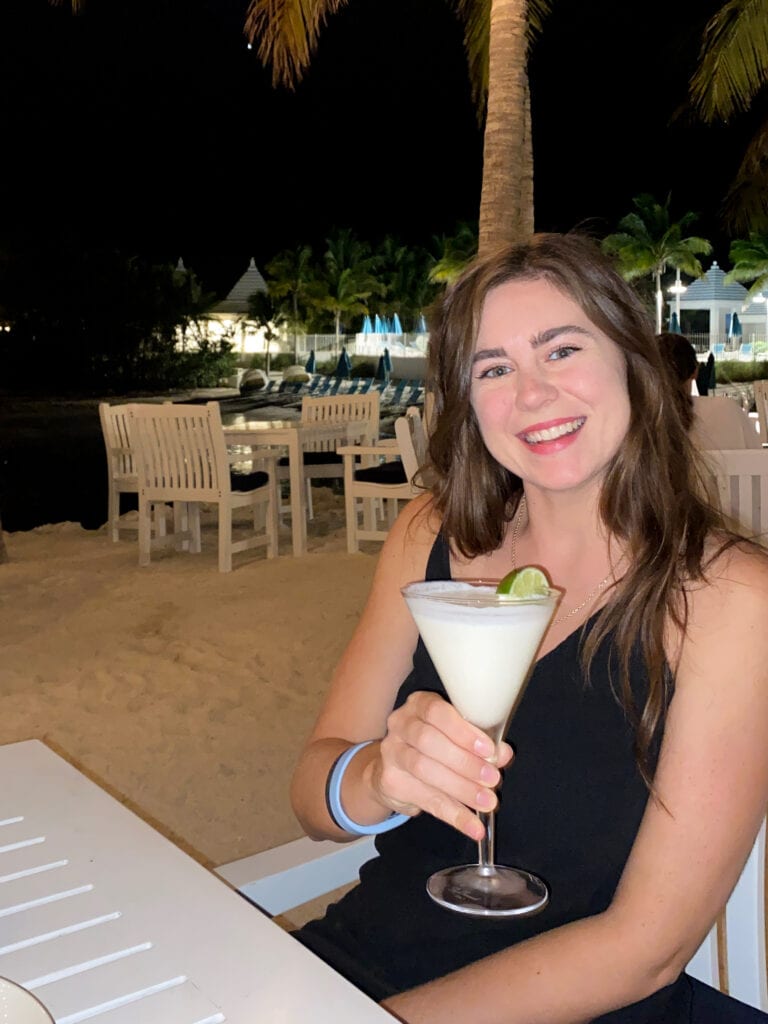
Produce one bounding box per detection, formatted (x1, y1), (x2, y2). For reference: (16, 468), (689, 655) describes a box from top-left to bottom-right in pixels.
(680, 261), (747, 305)
(210, 258), (268, 317)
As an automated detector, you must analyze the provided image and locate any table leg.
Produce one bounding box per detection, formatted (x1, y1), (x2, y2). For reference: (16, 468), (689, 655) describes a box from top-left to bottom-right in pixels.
(287, 433), (307, 557)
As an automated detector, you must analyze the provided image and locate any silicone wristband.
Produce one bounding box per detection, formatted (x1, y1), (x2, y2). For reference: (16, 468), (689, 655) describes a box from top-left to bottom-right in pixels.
(326, 740), (410, 835)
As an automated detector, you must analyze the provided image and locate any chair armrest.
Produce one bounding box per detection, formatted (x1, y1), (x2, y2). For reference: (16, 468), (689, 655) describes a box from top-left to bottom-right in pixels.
(338, 444), (400, 458)
(215, 835), (378, 916)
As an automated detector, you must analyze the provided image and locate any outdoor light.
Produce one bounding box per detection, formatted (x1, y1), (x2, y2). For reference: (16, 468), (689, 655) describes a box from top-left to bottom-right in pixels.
(667, 269), (687, 321)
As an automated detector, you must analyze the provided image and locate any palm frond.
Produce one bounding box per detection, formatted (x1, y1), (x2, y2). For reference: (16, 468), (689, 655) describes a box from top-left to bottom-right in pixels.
(720, 116), (768, 233)
(244, 0), (349, 89)
(689, 0), (768, 121)
(47, 0), (86, 11)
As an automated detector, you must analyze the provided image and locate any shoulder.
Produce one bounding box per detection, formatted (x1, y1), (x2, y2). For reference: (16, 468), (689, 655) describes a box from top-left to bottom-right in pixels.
(694, 538), (768, 621)
(672, 537), (768, 684)
(376, 492), (443, 589)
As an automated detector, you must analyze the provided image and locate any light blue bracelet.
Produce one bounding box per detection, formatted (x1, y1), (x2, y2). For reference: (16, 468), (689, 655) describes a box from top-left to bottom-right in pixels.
(326, 740), (410, 836)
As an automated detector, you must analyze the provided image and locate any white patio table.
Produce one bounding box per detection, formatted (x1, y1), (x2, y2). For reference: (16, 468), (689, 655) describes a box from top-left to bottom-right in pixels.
(223, 420), (351, 557)
(0, 739), (392, 1024)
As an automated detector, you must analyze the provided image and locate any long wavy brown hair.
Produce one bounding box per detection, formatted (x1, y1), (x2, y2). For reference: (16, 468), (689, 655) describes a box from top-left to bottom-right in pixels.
(425, 233), (729, 786)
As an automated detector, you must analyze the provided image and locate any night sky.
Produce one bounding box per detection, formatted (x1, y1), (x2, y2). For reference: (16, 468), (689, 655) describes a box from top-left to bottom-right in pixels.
(2, 0), (743, 298)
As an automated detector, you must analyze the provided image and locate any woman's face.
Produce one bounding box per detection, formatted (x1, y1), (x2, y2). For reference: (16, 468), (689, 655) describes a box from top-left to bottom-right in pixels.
(470, 276), (631, 499)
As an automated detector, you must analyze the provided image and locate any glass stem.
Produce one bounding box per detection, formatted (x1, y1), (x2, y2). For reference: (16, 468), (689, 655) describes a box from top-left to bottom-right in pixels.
(477, 810), (495, 869)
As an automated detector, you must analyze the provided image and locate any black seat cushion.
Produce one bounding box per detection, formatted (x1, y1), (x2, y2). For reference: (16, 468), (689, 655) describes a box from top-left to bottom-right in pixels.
(278, 451), (344, 467)
(229, 470), (270, 492)
(354, 461), (407, 485)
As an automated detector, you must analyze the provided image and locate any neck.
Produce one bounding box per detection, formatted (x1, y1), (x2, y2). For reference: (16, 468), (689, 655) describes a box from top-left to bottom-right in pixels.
(511, 487), (623, 595)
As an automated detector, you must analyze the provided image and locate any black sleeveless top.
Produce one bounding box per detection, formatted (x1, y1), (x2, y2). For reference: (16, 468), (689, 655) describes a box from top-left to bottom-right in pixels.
(295, 534), (699, 1021)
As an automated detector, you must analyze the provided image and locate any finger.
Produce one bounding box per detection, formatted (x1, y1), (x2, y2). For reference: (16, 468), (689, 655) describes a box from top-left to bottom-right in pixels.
(380, 766), (488, 842)
(394, 713), (503, 791)
(407, 691), (498, 759)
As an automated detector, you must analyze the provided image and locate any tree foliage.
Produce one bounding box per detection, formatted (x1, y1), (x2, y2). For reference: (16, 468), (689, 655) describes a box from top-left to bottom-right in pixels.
(602, 195), (712, 330)
(726, 233), (768, 298)
(689, 0), (768, 232)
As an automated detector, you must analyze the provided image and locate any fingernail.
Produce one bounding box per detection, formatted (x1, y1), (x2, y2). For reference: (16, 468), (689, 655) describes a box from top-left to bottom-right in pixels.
(479, 763), (498, 785)
(476, 789), (495, 810)
(474, 737), (493, 757)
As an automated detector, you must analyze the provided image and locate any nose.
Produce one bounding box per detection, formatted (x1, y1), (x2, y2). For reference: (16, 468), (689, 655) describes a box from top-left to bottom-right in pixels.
(515, 365), (557, 410)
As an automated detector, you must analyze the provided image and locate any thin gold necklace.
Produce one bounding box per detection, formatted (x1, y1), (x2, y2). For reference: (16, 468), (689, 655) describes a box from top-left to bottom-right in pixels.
(510, 495), (617, 626)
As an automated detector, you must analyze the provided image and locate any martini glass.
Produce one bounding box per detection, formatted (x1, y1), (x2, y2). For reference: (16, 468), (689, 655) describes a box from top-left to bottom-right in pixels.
(401, 579), (557, 917)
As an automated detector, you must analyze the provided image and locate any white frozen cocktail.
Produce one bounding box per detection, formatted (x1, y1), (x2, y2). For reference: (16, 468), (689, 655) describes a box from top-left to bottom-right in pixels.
(402, 578), (557, 917)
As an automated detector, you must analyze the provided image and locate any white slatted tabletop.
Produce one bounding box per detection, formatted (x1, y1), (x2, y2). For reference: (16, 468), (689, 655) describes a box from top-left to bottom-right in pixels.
(0, 740), (391, 1024)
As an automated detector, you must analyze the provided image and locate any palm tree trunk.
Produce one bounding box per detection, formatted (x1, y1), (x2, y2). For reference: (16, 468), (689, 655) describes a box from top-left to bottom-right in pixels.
(519, 75), (534, 237)
(478, 0), (530, 254)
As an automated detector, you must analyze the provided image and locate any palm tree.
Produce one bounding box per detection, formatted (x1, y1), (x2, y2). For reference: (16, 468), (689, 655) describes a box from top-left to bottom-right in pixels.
(429, 222), (479, 285)
(244, 0), (550, 253)
(265, 244), (318, 361)
(601, 194), (713, 332)
(312, 229), (382, 352)
(725, 234), (768, 299)
(688, 0), (768, 232)
(373, 236), (437, 327)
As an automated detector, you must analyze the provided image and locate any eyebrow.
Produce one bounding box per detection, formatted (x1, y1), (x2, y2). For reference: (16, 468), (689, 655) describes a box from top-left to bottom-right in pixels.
(472, 324), (593, 362)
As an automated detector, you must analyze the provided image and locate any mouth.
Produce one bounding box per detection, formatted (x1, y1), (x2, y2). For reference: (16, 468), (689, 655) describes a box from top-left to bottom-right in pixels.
(519, 417), (586, 445)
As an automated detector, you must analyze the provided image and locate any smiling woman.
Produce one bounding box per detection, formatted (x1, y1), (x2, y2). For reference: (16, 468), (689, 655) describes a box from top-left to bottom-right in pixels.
(286, 233), (768, 1024)
(469, 277), (631, 498)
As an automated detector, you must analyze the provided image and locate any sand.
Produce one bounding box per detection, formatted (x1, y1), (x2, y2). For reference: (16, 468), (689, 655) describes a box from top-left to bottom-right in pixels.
(0, 488), (379, 875)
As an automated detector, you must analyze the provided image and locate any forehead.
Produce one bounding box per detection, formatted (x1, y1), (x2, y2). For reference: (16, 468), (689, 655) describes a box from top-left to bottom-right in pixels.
(477, 277), (590, 338)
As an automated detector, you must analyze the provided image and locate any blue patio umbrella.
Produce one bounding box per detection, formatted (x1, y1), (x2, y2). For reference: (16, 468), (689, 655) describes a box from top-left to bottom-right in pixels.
(391, 312), (403, 334)
(383, 347), (393, 375)
(334, 347), (353, 379)
(416, 313), (428, 333)
(374, 313), (385, 334)
(361, 315), (373, 334)
(374, 355), (389, 383)
(730, 312), (743, 338)
(304, 349), (317, 373)
(669, 312), (681, 334)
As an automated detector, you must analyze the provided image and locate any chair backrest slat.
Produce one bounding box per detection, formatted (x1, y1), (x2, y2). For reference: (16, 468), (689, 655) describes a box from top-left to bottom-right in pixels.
(129, 402), (228, 500)
(706, 449), (768, 542)
(300, 392), (379, 446)
(99, 403), (136, 478)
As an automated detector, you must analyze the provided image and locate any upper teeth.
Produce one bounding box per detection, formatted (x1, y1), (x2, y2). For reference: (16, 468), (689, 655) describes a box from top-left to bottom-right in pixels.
(524, 418), (585, 443)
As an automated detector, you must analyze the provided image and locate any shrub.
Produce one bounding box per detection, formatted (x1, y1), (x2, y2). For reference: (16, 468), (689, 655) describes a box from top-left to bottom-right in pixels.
(716, 361), (768, 384)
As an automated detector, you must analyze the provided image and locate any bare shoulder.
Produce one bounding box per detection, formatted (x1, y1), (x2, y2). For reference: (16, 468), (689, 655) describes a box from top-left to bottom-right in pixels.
(375, 492), (443, 589)
(690, 536), (768, 626)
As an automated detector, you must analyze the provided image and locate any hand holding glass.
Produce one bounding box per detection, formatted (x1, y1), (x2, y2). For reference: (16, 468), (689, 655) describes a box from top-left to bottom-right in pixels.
(401, 580), (556, 917)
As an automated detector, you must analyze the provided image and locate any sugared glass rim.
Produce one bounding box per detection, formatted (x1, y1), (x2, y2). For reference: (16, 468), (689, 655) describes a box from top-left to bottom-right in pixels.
(401, 579), (558, 607)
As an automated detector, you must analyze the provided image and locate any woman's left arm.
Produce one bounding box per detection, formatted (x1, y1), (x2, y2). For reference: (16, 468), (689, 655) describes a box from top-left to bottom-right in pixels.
(384, 544), (768, 1024)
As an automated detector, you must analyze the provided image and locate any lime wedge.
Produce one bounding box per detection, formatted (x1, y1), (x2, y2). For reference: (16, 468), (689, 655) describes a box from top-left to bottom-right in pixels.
(496, 566), (550, 598)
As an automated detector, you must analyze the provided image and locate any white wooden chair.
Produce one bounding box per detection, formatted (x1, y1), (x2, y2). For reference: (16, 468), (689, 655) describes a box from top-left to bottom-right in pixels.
(337, 409), (428, 553)
(278, 392), (381, 520)
(704, 449), (768, 543)
(217, 819), (768, 1012)
(686, 819), (767, 1011)
(98, 402), (139, 542)
(128, 401), (279, 572)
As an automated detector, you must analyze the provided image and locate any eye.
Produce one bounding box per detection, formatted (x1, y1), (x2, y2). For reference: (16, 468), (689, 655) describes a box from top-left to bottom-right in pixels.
(476, 364), (512, 379)
(547, 344), (580, 362)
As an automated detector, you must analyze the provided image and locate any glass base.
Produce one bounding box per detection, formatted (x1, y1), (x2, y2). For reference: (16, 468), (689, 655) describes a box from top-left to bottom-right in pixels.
(426, 863), (549, 918)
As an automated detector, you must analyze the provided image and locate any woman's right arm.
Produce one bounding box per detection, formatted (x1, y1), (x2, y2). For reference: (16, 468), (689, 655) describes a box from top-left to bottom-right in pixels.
(290, 494), (509, 843)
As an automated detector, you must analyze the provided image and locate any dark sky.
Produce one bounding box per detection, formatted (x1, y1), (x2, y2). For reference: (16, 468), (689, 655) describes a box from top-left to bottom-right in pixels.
(2, 0), (743, 298)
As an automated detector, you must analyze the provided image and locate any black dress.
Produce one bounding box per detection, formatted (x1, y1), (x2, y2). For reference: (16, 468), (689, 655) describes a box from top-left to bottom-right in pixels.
(294, 534), (766, 1023)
